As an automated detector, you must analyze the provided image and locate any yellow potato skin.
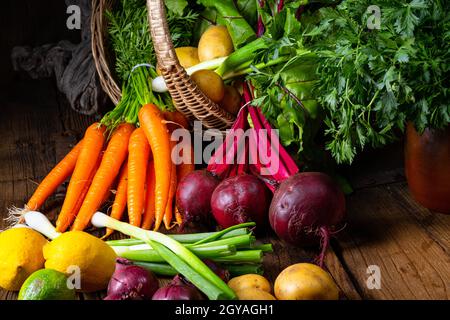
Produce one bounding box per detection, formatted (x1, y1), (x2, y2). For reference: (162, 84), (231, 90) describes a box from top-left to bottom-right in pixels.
(190, 69), (225, 103)
(198, 25), (234, 62)
(175, 47), (200, 69)
(228, 274), (271, 293)
(235, 288), (276, 300)
(274, 263), (339, 300)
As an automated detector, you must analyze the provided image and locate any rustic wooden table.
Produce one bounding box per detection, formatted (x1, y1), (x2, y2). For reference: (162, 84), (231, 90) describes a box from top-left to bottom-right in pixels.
(1, 79), (449, 300)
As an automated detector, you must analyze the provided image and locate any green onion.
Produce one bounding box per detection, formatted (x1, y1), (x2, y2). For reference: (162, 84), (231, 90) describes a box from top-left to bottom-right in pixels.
(91, 212), (236, 300)
(193, 234), (255, 249)
(225, 264), (263, 276)
(133, 262), (178, 277)
(106, 227), (249, 246)
(149, 240), (229, 300)
(213, 250), (263, 264)
(251, 243), (273, 252)
(113, 244), (236, 262)
(192, 222), (256, 245)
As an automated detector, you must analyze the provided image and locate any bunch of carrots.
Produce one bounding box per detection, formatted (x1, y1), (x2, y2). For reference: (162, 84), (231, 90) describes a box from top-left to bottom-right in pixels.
(17, 67), (194, 236)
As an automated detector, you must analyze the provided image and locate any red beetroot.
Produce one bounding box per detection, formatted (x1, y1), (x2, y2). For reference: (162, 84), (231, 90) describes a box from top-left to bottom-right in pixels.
(211, 174), (271, 229)
(269, 172), (346, 266)
(176, 170), (220, 227)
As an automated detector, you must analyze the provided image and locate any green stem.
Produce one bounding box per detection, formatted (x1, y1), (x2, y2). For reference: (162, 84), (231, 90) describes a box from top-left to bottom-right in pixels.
(213, 250), (263, 264)
(192, 222), (255, 245)
(114, 244), (236, 262)
(222, 55), (291, 80)
(133, 261), (177, 277)
(192, 234), (255, 249)
(149, 240), (228, 300)
(225, 264), (263, 276)
(106, 228), (249, 246)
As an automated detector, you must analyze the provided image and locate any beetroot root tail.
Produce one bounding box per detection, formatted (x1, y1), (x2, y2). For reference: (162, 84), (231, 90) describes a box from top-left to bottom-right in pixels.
(314, 226), (331, 268)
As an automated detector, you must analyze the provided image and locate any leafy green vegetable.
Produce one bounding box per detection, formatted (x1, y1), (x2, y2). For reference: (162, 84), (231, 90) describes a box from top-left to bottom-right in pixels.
(197, 0), (256, 48)
(107, 0), (198, 81)
(165, 0), (189, 16)
(302, 0), (449, 163)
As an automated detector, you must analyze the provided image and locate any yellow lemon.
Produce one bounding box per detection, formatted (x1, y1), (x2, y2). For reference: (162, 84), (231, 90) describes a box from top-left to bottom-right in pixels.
(0, 227), (48, 291)
(43, 231), (116, 292)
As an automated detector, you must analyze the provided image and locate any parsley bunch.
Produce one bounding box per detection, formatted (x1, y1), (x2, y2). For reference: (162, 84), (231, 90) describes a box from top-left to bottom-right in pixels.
(303, 0), (449, 163)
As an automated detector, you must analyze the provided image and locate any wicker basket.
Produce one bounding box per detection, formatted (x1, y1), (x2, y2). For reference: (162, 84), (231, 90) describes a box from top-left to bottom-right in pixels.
(91, 0), (236, 129)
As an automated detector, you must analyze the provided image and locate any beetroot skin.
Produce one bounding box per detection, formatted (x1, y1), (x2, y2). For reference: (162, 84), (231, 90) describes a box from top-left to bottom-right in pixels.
(269, 172), (346, 266)
(176, 170), (220, 227)
(211, 174), (271, 229)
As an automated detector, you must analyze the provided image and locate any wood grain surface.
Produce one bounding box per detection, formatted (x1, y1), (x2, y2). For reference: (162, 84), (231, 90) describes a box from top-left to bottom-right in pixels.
(0, 79), (449, 300)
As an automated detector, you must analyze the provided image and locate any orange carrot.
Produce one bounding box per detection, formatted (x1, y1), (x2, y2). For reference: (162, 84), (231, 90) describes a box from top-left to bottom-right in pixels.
(26, 140), (83, 210)
(163, 111), (192, 227)
(56, 123), (106, 232)
(138, 104), (171, 231)
(127, 127), (151, 227)
(177, 146), (195, 182)
(163, 142), (177, 230)
(175, 207), (183, 226)
(142, 160), (156, 230)
(103, 160), (128, 239)
(68, 152), (102, 224)
(71, 123), (134, 231)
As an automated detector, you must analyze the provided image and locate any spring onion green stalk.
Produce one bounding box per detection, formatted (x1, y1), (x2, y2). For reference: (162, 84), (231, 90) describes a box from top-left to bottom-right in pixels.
(213, 250), (263, 264)
(251, 243), (273, 252)
(225, 264), (263, 276)
(133, 261), (178, 277)
(112, 244), (236, 262)
(192, 222), (256, 245)
(106, 227), (249, 246)
(149, 240), (228, 300)
(91, 212), (236, 300)
(152, 57), (227, 92)
(193, 234), (255, 249)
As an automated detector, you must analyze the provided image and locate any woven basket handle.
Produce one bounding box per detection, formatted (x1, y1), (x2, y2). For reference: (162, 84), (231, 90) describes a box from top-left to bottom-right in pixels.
(146, 0), (179, 71)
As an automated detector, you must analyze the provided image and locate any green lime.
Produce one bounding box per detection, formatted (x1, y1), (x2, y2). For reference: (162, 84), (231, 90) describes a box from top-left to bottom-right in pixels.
(18, 269), (77, 300)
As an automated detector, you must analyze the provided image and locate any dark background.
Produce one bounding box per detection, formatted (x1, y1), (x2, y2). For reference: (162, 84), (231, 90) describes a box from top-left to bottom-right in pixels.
(0, 1), (81, 92)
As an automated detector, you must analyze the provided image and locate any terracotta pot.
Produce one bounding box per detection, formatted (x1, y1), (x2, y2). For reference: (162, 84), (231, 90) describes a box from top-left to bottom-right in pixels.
(405, 122), (450, 214)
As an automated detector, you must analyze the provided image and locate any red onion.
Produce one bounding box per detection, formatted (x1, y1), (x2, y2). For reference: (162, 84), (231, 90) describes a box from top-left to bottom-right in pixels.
(211, 174), (271, 229)
(203, 259), (230, 283)
(269, 172), (346, 267)
(104, 258), (159, 300)
(152, 275), (204, 300)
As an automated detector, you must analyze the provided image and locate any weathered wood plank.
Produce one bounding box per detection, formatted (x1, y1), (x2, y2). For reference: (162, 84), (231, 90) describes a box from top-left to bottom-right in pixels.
(335, 182), (450, 299)
(391, 184), (450, 253)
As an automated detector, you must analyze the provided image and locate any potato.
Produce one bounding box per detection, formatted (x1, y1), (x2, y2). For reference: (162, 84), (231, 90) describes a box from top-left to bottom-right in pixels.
(235, 288), (276, 300)
(228, 274), (271, 293)
(190, 69), (225, 103)
(175, 47), (200, 69)
(274, 263), (339, 300)
(198, 25), (234, 62)
(219, 85), (242, 115)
